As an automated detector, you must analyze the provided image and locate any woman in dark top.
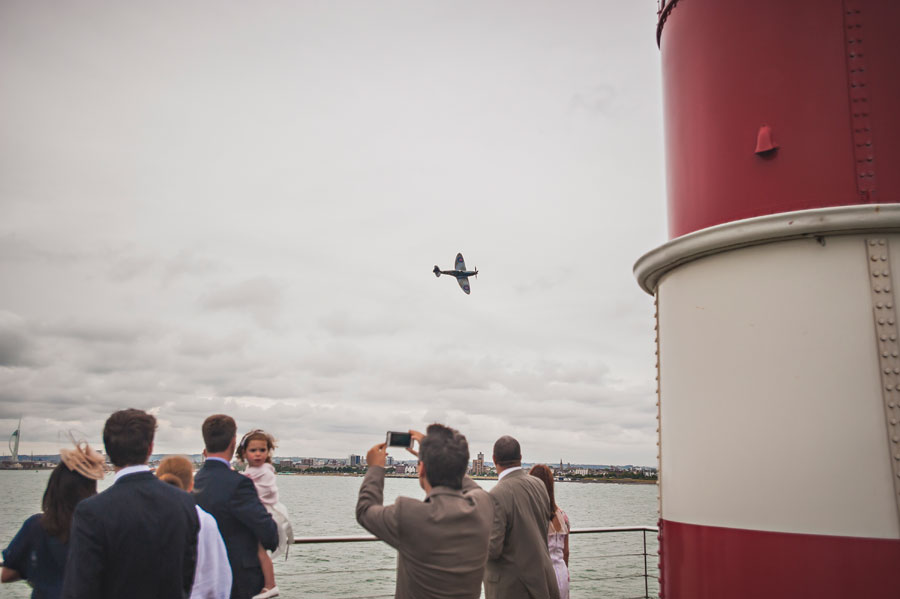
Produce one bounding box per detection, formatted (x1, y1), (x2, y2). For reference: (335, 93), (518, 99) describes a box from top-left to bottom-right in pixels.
(1, 442), (104, 599)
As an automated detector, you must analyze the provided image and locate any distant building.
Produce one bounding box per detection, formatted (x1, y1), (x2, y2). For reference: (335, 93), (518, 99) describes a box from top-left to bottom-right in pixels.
(386, 456), (394, 466)
(395, 463), (407, 475)
(349, 455), (362, 466)
(472, 451), (486, 476)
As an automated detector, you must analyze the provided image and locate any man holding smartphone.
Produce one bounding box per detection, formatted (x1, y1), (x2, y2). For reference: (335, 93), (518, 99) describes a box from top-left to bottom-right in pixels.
(356, 424), (494, 599)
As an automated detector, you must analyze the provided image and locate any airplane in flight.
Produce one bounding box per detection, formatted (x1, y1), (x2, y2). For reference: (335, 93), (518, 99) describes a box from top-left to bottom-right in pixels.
(433, 253), (478, 294)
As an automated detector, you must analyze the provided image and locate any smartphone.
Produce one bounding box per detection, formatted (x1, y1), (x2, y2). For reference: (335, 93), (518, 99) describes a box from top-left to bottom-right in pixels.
(386, 431), (412, 448)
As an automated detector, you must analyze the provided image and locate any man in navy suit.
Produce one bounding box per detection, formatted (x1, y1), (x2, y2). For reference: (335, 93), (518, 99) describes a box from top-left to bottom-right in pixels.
(193, 414), (278, 599)
(62, 409), (200, 599)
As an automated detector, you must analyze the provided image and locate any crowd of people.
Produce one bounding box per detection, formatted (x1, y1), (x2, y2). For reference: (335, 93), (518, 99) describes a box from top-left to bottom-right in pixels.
(2, 410), (570, 599)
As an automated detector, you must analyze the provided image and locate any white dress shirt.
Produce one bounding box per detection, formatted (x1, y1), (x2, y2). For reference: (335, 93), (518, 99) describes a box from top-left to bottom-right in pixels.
(497, 466), (522, 481)
(191, 506), (232, 599)
(114, 464), (151, 482)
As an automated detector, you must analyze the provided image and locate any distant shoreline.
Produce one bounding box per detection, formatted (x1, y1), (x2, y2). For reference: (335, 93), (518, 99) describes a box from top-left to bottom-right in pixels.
(276, 472), (656, 484)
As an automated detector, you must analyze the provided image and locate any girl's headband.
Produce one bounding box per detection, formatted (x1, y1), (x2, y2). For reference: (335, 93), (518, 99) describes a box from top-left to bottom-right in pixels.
(238, 429), (268, 452)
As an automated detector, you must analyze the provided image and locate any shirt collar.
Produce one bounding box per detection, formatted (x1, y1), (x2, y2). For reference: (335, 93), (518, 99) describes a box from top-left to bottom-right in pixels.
(497, 466), (522, 481)
(114, 464), (151, 482)
(205, 457), (232, 469)
(426, 487), (466, 502)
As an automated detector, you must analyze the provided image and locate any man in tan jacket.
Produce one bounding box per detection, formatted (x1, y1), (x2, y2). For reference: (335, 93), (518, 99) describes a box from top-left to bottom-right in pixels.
(356, 424), (494, 599)
(484, 435), (560, 599)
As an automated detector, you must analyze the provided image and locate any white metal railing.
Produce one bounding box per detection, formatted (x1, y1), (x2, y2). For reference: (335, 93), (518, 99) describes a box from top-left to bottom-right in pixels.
(292, 525), (659, 599)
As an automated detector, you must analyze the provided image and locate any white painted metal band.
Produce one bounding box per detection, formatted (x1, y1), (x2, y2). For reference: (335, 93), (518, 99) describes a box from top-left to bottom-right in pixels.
(657, 234), (900, 538)
(634, 204), (900, 295)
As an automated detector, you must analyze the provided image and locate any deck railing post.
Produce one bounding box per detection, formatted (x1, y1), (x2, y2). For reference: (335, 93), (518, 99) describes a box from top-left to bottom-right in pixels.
(643, 528), (649, 598)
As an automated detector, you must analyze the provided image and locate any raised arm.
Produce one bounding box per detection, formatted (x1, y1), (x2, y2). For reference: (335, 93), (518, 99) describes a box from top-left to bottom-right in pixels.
(461, 475), (483, 492)
(356, 441), (403, 548)
(229, 477), (278, 551)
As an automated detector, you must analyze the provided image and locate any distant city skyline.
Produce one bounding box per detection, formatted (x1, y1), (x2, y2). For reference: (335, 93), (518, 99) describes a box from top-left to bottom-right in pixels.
(1, 449), (658, 470)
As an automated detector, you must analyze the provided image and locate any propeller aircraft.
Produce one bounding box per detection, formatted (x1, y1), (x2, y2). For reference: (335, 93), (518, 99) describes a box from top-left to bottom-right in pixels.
(433, 253), (478, 294)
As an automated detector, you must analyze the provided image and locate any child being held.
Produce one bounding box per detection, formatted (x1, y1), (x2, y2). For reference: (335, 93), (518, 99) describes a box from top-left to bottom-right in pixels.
(236, 430), (294, 599)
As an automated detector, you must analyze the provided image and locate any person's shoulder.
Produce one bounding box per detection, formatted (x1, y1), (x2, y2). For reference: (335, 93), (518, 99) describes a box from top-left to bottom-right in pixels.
(492, 471), (525, 490)
(76, 485), (111, 511)
(16, 513), (44, 537)
(196, 505), (218, 528)
(196, 504), (213, 519)
(155, 476), (195, 499)
(23, 513), (43, 527)
(199, 461), (242, 484)
(394, 495), (421, 508)
(235, 469), (258, 486)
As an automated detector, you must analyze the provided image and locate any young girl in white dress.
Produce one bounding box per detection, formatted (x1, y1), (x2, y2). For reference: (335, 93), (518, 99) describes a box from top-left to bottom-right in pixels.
(530, 464), (570, 599)
(237, 430), (294, 599)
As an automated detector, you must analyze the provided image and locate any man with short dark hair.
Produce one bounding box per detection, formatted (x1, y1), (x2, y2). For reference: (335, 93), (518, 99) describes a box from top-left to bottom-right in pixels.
(193, 414), (278, 599)
(202, 413), (237, 453)
(484, 435), (559, 599)
(356, 424), (494, 599)
(62, 409), (200, 599)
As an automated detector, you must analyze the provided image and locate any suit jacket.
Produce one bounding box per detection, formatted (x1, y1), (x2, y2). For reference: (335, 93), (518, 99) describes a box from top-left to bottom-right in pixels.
(484, 469), (560, 599)
(61, 471), (200, 599)
(356, 466), (494, 599)
(193, 459), (278, 599)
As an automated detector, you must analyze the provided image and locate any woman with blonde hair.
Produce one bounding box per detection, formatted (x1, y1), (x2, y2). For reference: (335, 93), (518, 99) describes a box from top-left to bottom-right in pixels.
(529, 464), (570, 599)
(157, 455), (232, 599)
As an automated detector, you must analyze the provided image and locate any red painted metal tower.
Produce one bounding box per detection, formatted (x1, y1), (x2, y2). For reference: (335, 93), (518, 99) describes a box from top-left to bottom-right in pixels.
(635, 0), (900, 596)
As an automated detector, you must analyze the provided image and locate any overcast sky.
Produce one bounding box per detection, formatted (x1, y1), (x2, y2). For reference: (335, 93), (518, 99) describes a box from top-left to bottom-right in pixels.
(0, 1), (666, 465)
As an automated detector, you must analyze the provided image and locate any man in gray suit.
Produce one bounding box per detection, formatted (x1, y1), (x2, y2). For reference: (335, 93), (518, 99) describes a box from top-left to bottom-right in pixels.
(356, 424), (494, 599)
(484, 435), (560, 599)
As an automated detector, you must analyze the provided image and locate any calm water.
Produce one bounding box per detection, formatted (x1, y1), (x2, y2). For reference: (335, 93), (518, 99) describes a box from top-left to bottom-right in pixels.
(0, 471), (659, 598)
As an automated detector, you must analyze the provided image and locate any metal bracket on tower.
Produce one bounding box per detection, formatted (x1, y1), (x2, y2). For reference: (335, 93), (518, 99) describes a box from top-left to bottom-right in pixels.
(865, 238), (900, 523)
(844, 1), (878, 202)
(653, 292), (664, 596)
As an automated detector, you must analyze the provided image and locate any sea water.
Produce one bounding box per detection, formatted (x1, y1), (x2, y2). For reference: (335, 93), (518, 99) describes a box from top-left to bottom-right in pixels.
(0, 471), (659, 598)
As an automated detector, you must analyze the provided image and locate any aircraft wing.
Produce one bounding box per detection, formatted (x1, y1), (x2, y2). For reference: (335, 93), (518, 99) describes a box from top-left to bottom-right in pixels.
(457, 276), (471, 294)
(455, 253), (466, 271)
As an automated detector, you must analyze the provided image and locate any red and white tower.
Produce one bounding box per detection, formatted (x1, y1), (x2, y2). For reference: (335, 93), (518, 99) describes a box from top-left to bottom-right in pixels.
(635, 1), (900, 596)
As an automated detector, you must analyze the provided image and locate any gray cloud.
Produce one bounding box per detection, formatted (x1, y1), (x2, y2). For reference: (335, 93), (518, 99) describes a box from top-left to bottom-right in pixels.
(200, 277), (285, 328)
(39, 318), (160, 345)
(0, 1), (664, 465)
(569, 84), (618, 116)
(163, 250), (220, 285)
(0, 311), (32, 366)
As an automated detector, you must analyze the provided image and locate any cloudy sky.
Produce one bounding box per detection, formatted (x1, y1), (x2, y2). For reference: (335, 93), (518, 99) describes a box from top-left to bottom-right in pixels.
(0, 1), (666, 465)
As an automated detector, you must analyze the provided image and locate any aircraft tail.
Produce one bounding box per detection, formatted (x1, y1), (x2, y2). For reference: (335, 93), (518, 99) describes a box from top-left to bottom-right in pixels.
(433, 265), (441, 277)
